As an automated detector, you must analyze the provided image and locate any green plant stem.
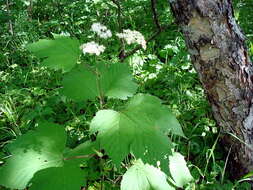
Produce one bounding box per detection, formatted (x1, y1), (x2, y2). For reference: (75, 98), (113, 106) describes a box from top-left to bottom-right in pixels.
(96, 69), (105, 109)
(63, 154), (95, 161)
(221, 145), (232, 184)
(203, 131), (220, 177)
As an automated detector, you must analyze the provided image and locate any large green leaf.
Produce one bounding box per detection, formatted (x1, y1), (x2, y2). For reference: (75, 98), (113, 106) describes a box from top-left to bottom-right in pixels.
(0, 123), (97, 190)
(29, 141), (98, 190)
(125, 94), (184, 137)
(169, 152), (193, 188)
(30, 165), (86, 190)
(63, 140), (100, 165)
(61, 65), (98, 102)
(27, 35), (80, 72)
(100, 63), (138, 100)
(121, 160), (174, 190)
(90, 94), (183, 171)
(0, 122), (66, 189)
(61, 63), (137, 102)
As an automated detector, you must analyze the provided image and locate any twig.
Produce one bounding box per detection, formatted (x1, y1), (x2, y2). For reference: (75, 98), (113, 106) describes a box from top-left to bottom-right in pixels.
(111, 0), (126, 59)
(151, 0), (162, 31)
(6, 0), (14, 35)
(111, 0), (123, 31)
(120, 0), (164, 61)
(27, 0), (33, 20)
(120, 23), (177, 61)
(121, 30), (161, 60)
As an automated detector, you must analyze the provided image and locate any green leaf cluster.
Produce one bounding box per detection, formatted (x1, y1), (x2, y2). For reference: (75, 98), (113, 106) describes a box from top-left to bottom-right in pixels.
(0, 122), (97, 190)
(90, 94), (184, 172)
(27, 35), (80, 72)
(61, 63), (138, 101)
(0, 35), (193, 190)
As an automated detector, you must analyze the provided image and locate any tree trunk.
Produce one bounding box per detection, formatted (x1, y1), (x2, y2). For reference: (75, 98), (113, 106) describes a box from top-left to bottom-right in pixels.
(169, 0), (253, 178)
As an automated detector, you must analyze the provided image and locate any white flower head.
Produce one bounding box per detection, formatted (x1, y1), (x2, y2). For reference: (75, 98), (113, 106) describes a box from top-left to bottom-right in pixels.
(116, 29), (146, 49)
(80, 41), (105, 56)
(91, 22), (112, 39)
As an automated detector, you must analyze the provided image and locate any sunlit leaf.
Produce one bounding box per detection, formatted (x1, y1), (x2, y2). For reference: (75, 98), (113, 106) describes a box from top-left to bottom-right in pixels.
(90, 94), (183, 171)
(0, 122), (97, 189)
(61, 65), (98, 102)
(30, 165), (86, 190)
(100, 63), (138, 100)
(27, 35), (80, 72)
(121, 160), (174, 190)
(0, 122), (66, 189)
(61, 63), (137, 101)
(169, 152), (193, 188)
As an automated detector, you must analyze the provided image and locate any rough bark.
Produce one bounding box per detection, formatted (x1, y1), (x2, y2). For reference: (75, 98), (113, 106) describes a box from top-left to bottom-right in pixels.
(169, 0), (253, 177)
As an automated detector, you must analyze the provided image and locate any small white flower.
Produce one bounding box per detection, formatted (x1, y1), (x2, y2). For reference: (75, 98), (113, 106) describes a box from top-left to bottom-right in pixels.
(116, 29), (147, 49)
(212, 127), (218, 134)
(91, 22), (112, 39)
(204, 126), (210, 132)
(99, 30), (112, 39)
(80, 41), (105, 56)
(148, 73), (157, 79)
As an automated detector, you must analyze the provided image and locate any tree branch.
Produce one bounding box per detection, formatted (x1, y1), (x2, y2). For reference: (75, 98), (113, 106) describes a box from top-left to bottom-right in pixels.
(121, 30), (161, 61)
(27, 0), (33, 20)
(120, 0), (165, 61)
(111, 0), (126, 59)
(151, 0), (162, 31)
(6, 0), (14, 35)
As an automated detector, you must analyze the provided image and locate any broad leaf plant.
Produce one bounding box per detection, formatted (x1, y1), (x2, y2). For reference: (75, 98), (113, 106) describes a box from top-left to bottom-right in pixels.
(0, 25), (193, 190)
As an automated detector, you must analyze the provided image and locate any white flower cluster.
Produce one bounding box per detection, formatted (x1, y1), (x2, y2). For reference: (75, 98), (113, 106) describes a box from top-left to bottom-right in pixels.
(116, 29), (147, 50)
(91, 22), (112, 39)
(80, 41), (105, 56)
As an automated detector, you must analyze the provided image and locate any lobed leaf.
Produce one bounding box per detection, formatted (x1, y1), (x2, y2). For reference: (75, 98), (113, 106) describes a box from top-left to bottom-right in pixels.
(169, 152), (193, 188)
(0, 122), (96, 190)
(121, 160), (174, 190)
(0, 122), (66, 189)
(60, 65), (98, 102)
(27, 35), (80, 72)
(30, 164), (86, 190)
(100, 63), (138, 100)
(61, 63), (137, 102)
(90, 94), (184, 172)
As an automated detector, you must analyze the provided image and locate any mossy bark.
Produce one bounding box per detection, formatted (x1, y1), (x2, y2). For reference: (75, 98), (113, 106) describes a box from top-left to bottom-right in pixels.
(170, 0), (253, 178)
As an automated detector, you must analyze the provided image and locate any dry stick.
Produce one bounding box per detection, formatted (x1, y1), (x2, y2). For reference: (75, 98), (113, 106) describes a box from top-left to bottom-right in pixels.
(151, 0), (162, 31)
(120, 0), (163, 61)
(111, 0), (126, 59)
(6, 0), (14, 35)
(27, 0), (33, 21)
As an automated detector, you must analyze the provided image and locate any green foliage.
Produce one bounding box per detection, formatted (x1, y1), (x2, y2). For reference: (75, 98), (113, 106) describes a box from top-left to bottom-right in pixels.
(0, 122), (66, 189)
(90, 94), (183, 171)
(30, 165), (86, 190)
(99, 63), (138, 100)
(1, 0), (253, 189)
(169, 152), (193, 188)
(27, 35), (80, 72)
(0, 122), (98, 190)
(121, 154), (193, 190)
(1, 31), (186, 189)
(61, 63), (137, 102)
(61, 65), (98, 102)
(121, 160), (174, 190)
